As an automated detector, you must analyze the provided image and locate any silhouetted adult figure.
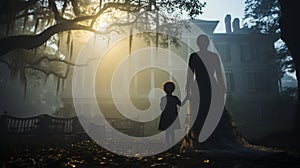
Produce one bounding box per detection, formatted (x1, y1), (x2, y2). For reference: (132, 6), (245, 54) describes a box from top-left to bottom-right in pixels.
(185, 34), (225, 147)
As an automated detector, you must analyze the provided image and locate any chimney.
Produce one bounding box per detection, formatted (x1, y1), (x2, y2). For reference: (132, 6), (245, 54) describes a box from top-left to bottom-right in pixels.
(232, 18), (240, 32)
(225, 14), (232, 33)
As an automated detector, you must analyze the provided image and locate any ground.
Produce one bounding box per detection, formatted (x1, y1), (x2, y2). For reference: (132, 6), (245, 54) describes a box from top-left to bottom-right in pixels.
(1, 135), (300, 168)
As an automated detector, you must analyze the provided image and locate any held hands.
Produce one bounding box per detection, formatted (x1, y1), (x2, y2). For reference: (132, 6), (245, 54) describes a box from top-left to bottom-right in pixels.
(182, 83), (192, 106)
(181, 94), (189, 106)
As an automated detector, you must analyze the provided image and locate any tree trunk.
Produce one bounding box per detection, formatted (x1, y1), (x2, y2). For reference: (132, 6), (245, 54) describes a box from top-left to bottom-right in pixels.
(179, 108), (248, 152)
(278, 0), (300, 129)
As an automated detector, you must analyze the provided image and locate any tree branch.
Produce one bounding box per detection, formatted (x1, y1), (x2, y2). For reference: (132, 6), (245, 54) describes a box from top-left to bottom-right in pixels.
(24, 55), (99, 79)
(28, 55), (99, 67)
(0, 1), (144, 56)
(49, 0), (68, 23)
(0, 20), (119, 56)
(25, 65), (69, 79)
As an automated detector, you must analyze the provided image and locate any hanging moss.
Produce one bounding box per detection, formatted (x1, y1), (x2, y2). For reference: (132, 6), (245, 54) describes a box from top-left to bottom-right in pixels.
(57, 37), (60, 49)
(70, 40), (74, 60)
(23, 10), (28, 32)
(129, 28), (133, 54)
(43, 75), (49, 88)
(66, 31), (72, 47)
(128, 12), (133, 54)
(155, 11), (159, 49)
(20, 71), (27, 99)
(41, 17), (46, 31)
(41, 0), (46, 6)
(10, 54), (24, 80)
(34, 18), (40, 34)
(61, 79), (65, 92)
(11, 19), (16, 34)
(6, 21), (11, 35)
(33, 47), (37, 56)
(56, 77), (60, 95)
(58, 32), (64, 50)
(62, 0), (68, 15)
(8, 53), (27, 98)
(46, 17), (52, 27)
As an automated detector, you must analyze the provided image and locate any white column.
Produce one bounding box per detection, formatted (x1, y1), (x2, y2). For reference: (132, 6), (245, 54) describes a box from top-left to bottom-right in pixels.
(168, 39), (172, 81)
(150, 43), (155, 98)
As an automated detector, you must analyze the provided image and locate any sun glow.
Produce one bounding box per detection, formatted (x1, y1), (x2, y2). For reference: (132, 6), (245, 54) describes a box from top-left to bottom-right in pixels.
(98, 21), (108, 29)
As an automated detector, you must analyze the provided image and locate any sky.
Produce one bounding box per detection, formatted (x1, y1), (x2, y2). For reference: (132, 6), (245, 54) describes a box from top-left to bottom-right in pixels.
(199, 0), (245, 33)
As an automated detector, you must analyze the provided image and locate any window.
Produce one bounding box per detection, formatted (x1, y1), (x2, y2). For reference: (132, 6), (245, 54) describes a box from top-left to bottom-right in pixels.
(246, 71), (259, 92)
(245, 71), (274, 94)
(240, 45), (253, 62)
(215, 44), (231, 62)
(225, 71), (235, 92)
(253, 44), (264, 61)
(259, 72), (272, 94)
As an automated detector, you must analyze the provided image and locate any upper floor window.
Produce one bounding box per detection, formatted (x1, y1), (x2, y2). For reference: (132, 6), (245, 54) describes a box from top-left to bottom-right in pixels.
(225, 71), (235, 93)
(240, 45), (254, 62)
(246, 71), (259, 93)
(215, 44), (231, 62)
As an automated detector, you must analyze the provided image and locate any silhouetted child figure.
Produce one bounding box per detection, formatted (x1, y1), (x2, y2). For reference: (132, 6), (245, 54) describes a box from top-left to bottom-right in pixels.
(158, 81), (188, 146)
